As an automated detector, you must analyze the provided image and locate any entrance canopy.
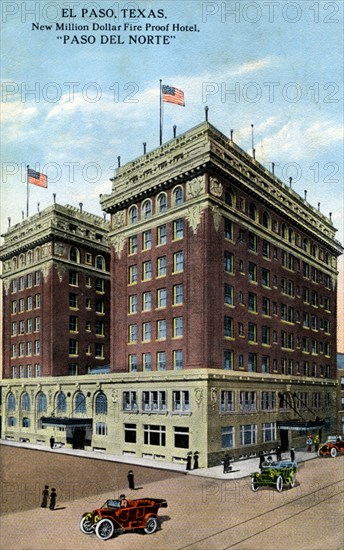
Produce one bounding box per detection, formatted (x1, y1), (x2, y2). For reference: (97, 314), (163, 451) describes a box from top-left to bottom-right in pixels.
(40, 417), (92, 428)
(277, 420), (324, 431)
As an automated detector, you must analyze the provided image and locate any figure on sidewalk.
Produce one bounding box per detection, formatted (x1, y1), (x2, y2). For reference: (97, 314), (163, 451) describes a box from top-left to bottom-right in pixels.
(306, 435), (313, 452)
(258, 450), (265, 470)
(193, 452), (199, 470)
(223, 454), (231, 473)
(49, 488), (57, 510)
(313, 434), (320, 453)
(290, 447), (295, 462)
(186, 453), (192, 471)
(127, 470), (135, 490)
(40, 485), (49, 508)
(49, 436), (55, 449)
(276, 444), (282, 461)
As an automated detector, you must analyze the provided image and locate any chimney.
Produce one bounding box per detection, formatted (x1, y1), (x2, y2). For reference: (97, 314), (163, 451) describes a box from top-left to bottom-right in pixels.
(53, 193), (56, 204)
(304, 190), (307, 201)
(143, 142), (146, 154)
(272, 162), (275, 176)
(289, 177), (292, 188)
(117, 156), (121, 168)
(79, 202), (83, 213)
(230, 129), (233, 141)
(204, 106), (209, 122)
(173, 125), (177, 138)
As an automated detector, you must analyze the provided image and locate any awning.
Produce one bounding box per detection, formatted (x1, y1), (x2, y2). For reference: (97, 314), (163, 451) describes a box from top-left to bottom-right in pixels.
(40, 417), (93, 428)
(277, 420), (325, 431)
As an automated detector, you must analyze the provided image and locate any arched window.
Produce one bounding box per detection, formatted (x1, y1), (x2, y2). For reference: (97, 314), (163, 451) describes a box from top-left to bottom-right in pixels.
(281, 224), (287, 239)
(262, 212), (270, 228)
(12, 257), (17, 269)
(21, 392), (31, 411)
(325, 252), (329, 265)
(95, 392), (108, 415)
(96, 422), (107, 435)
(7, 392), (16, 412)
(303, 238), (309, 252)
(174, 186), (183, 206)
(37, 392), (47, 413)
(75, 392), (86, 413)
(96, 255), (105, 270)
(311, 244), (317, 257)
(69, 246), (80, 263)
(288, 228), (293, 243)
(142, 200), (152, 219)
(8, 416), (16, 427)
(27, 250), (33, 264)
(157, 193), (167, 213)
(56, 392), (67, 413)
(34, 247), (41, 261)
(224, 189), (233, 207)
(20, 254), (25, 267)
(129, 205), (138, 224)
(248, 203), (257, 220)
(22, 417), (31, 428)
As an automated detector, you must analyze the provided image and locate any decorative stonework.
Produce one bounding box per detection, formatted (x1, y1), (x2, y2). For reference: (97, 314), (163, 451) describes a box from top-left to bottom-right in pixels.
(41, 262), (51, 282)
(111, 234), (125, 258)
(186, 204), (203, 234)
(3, 279), (11, 295)
(54, 242), (66, 257)
(209, 177), (223, 197)
(112, 211), (124, 229)
(186, 175), (205, 199)
(194, 388), (203, 407)
(55, 263), (67, 283)
(210, 205), (222, 232)
(210, 387), (217, 410)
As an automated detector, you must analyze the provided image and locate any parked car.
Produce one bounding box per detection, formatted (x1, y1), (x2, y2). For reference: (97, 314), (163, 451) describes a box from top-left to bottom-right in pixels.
(80, 497), (168, 540)
(318, 437), (344, 458)
(251, 460), (297, 492)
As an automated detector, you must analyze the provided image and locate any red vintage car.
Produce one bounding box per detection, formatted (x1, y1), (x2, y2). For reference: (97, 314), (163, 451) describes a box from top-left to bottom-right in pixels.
(80, 497), (168, 540)
(318, 437), (344, 458)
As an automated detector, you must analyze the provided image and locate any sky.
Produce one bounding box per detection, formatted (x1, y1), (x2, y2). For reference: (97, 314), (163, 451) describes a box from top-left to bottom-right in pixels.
(1, 0), (343, 349)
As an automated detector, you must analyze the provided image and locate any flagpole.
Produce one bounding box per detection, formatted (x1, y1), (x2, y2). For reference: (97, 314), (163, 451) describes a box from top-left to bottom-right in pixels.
(159, 79), (163, 145)
(26, 165), (30, 218)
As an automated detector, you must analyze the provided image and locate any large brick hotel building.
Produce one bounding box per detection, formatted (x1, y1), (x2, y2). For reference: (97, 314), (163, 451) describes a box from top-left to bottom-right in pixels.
(1, 121), (342, 466)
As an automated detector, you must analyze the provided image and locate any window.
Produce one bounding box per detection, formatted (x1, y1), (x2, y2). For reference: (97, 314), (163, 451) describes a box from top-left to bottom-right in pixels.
(142, 200), (152, 219)
(129, 265), (138, 284)
(224, 316), (233, 338)
(142, 391), (166, 412)
(173, 317), (183, 338)
(7, 393), (16, 412)
(34, 317), (40, 332)
(129, 354), (138, 371)
(157, 193), (167, 213)
(224, 284), (233, 305)
(69, 293), (78, 309)
(262, 422), (276, 442)
(129, 205), (138, 224)
(240, 424), (257, 445)
(157, 351), (166, 370)
(95, 393), (107, 414)
(173, 284), (183, 305)
(224, 251), (233, 273)
(19, 275), (25, 290)
(96, 255), (105, 270)
(174, 186), (183, 205)
(129, 294), (138, 314)
(142, 352), (152, 371)
(95, 343), (104, 358)
(123, 391), (138, 411)
(224, 218), (233, 240)
(11, 300), (17, 314)
(248, 232), (257, 252)
(75, 392), (86, 413)
(221, 426), (234, 449)
(248, 293), (257, 312)
(262, 326), (270, 345)
(27, 296), (33, 311)
(157, 288), (167, 308)
(262, 212), (270, 228)
(240, 391), (256, 411)
(221, 390), (234, 412)
(225, 189), (233, 206)
(224, 349), (233, 370)
(8, 416), (16, 427)
(262, 268), (270, 287)
(142, 291), (152, 311)
(157, 224), (167, 245)
(22, 417), (31, 428)
(262, 355), (270, 373)
(124, 423), (137, 443)
(128, 324), (138, 343)
(69, 339), (78, 355)
(173, 350), (183, 369)
(157, 256), (167, 277)
(261, 391), (275, 410)
(129, 235), (138, 254)
(37, 392), (47, 413)
(142, 260), (152, 281)
(248, 203), (257, 220)
(248, 352), (257, 372)
(173, 219), (184, 240)
(96, 320), (104, 337)
(35, 271), (41, 285)
(157, 320), (167, 340)
(21, 392), (31, 411)
(262, 240), (270, 258)
(56, 392), (67, 413)
(142, 230), (151, 250)
(262, 297), (270, 316)
(142, 322), (151, 342)
(174, 427), (189, 449)
(96, 422), (107, 435)
(248, 262), (257, 282)
(69, 246), (80, 263)
(69, 316), (78, 332)
(248, 323), (257, 342)
(173, 251), (184, 273)
(96, 278), (104, 293)
(69, 270), (78, 286)
(172, 390), (190, 412)
(144, 425), (166, 446)
(85, 298), (91, 309)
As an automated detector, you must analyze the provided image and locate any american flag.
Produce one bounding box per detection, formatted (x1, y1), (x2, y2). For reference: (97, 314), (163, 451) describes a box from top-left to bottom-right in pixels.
(27, 168), (48, 188)
(162, 85), (185, 106)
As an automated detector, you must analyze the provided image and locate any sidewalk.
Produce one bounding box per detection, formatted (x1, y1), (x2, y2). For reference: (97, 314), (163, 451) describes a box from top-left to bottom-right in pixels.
(0, 438), (318, 479)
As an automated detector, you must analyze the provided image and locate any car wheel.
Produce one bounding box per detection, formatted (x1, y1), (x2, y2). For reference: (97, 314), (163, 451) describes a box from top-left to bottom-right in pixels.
(289, 474), (296, 488)
(317, 449), (322, 457)
(276, 475), (283, 492)
(144, 516), (158, 534)
(330, 447), (337, 458)
(95, 518), (115, 540)
(251, 478), (258, 492)
(80, 516), (94, 535)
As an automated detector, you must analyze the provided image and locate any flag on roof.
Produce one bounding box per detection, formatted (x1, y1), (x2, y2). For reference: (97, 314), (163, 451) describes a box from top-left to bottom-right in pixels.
(27, 168), (47, 188)
(162, 85), (185, 106)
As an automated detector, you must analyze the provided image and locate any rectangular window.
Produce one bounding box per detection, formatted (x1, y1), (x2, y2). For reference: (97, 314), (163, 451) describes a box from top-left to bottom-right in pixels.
(19, 298), (25, 312)
(248, 352), (257, 372)
(173, 349), (183, 369)
(35, 271), (41, 285)
(224, 251), (234, 273)
(95, 320), (104, 336)
(240, 424), (257, 445)
(221, 426), (234, 449)
(124, 423), (137, 443)
(224, 284), (233, 305)
(248, 262), (257, 282)
(173, 317), (183, 338)
(261, 391), (275, 410)
(262, 326), (270, 345)
(248, 232), (257, 252)
(128, 354), (138, 371)
(129, 264), (138, 284)
(95, 300), (104, 314)
(19, 276), (25, 290)
(224, 218), (233, 240)
(174, 427), (189, 449)
(69, 270), (78, 286)
(262, 422), (276, 443)
(27, 296), (33, 311)
(173, 219), (184, 240)
(157, 288), (167, 308)
(69, 316), (78, 332)
(221, 390), (234, 412)
(142, 322), (151, 342)
(143, 425), (166, 446)
(224, 316), (233, 338)
(69, 293), (78, 309)
(248, 323), (257, 342)
(96, 278), (104, 293)
(19, 320), (25, 334)
(262, 355), (270, 373)
(157, 256), (167, 277)
(143, 391), (167, 412)
(95, 343), (104, 358)
(129, 294), (138, 314)
(128, 324), (138, 343)
(123, 391), (137, 411)
(173, 251), (184, 273)
(129, 235), (138, 254)
(173, 284), (183, 305)
(157, 351), (166, 370)
(142, 291), (152, 311)
(69, 339), (78, 355)
(262, 240), (270, 258)
(11, 322), (17, 336)
(224, 349), (233, 370)
(11, 300), (17, 314)
(142, 230), (151, 250)
(248, 293), (257, 312)
(240, 391), (256, 411)
(172, 390), (190, 412)
(157, 319), (167, 340)
(262, 268), (270, 287)
(142, 260), (152, 281)
(142, 352), (152, 371)
(157, 224), (167, 245)
(34, 317), (40, 332)
(27, 273), (33, 288)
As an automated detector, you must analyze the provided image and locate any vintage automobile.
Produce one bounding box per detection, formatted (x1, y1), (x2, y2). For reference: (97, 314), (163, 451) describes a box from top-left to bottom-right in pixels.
(251, 460), (297, 492)
(80, 497), (168, 540)
(318, 437), (344, 458)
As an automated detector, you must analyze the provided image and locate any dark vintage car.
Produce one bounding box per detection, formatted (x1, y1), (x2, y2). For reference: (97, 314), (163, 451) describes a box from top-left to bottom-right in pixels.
(80, 497), (168, 540)
(318, 438), (344, 458)
(251, 460), (297, 492)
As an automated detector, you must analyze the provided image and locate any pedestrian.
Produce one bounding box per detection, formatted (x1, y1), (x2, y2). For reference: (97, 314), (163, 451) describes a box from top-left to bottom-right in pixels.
(49, 488), (57, 510)
(186, 454), (192, 471)
(127, 470), (135, 490)
(290, 447), (295, 462)
(193, 452), (199, 470)
(49, 436), (55, 449)
(276, 444), (282, 461)
(258, 450), (265, 470)
(306, 435), (313, 452)
(223, 454), (229, 474)
(313, 434), (320, 453)
(41, 485), (49, 508)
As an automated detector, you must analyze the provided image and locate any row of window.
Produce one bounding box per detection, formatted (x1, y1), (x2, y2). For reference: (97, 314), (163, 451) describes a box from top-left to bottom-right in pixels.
(128, 350), (183, 371)
(127, 187), (184, 225)
(11, 341), (40, 358)
(69, 271), (105, 292)
(11, 271), (41, 292)
(129, 219), (184, 254)
(223, 191), (333, 265)
(220, 390), (331, 413)
(69, 317), (104, 335)
(69, 294), (105, 313)
(69, 247), (106, 269)
(129, 285), (183, 313)
(128, 317), (183, 343)
(11, 317), (40, 336)
(128, 251), (184, 283)
(69, 340), (104, 358)
(11, 295), (41, 314)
